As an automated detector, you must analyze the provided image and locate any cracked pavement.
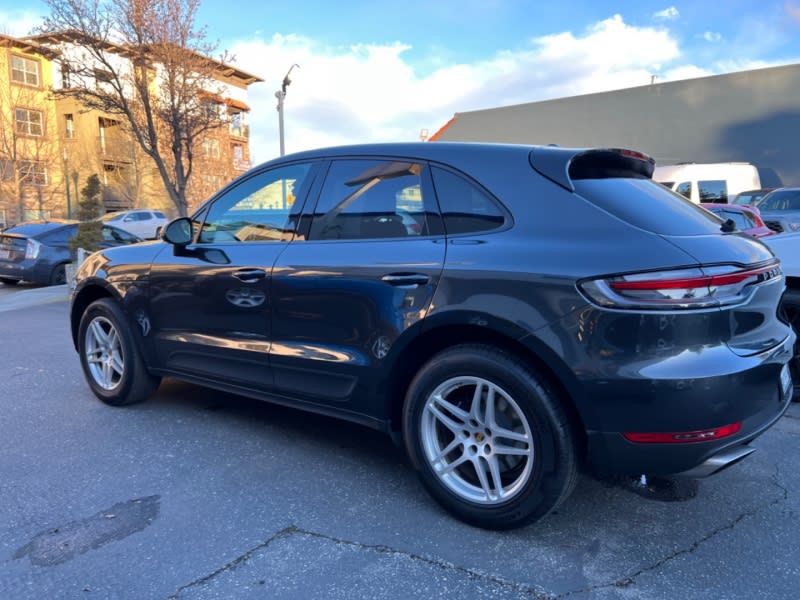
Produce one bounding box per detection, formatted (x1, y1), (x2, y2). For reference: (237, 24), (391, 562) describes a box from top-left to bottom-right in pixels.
(1, 296), (799, 599)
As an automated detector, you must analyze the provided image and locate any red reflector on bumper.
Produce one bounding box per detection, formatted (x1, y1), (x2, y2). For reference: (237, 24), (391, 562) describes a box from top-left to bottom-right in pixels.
(623, 422), (742, 444)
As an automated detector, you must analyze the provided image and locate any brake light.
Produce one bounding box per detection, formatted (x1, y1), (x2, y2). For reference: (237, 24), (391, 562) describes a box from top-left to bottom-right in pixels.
(579, 262), (781, 310)
(623, 422), (741, 444)
(615, 148), (652, 162)
(25, 239), (41, 260)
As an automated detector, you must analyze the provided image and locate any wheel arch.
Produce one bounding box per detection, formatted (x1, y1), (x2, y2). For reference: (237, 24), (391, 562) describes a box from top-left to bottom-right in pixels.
(386, 319), (588, 455)
(70, 283), (118, 350)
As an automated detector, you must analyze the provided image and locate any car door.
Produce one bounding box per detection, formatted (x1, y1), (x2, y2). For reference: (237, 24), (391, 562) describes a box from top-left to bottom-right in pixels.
(147, 161), (320, 390)
(270, 158), (446, 419)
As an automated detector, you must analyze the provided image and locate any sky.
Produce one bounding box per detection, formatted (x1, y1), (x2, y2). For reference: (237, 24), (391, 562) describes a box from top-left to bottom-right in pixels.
(2, 0), (800, 164)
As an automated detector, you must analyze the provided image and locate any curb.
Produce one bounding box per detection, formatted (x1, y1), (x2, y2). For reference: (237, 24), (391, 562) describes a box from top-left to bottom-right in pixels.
(0, 285), (69, 313)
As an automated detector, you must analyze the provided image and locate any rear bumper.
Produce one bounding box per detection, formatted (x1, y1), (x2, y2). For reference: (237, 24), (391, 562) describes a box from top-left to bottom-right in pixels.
(0, 259), (53, 284)
(584, 334), (794, 477)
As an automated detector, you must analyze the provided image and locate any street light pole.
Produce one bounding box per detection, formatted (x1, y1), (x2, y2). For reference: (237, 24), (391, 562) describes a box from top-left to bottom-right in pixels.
(275, 64), (299, 157)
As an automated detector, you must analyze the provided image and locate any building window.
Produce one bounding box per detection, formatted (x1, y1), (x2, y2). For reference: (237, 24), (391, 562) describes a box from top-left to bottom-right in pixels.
(65, 114), (75, 139)
(203, 174), (223, 190)
(11, 55), (40, 87)
(18, 160), (48, 186)
(15, 108), (44, 136)
(61, 62), (72, 89)
(202, 138), (220, 158)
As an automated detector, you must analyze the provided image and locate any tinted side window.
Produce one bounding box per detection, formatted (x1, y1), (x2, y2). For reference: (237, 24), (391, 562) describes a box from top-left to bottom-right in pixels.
(309, 159), (435, 241)
(698, 180), (727, 203)
(675, 181), (691, 199)
(102, 226), (139, 243)
(199, 163), (313, 243)
(430, 166), (505, 235)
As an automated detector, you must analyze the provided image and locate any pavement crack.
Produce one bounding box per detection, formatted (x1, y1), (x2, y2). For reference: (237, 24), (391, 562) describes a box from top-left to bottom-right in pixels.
(557, 465), (789, 598)
(164, 526), (299, 600)
(166, 525), (552, 599)
(293, 527), (552, 599)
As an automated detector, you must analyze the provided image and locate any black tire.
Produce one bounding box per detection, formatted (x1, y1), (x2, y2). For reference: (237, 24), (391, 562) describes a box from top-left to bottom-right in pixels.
(781, 288), (800, 401)
(77, 298), (161, 406)
(402, 344), (578, 530)
(49, 263), (67, 286)
(0, 278), (19, 286)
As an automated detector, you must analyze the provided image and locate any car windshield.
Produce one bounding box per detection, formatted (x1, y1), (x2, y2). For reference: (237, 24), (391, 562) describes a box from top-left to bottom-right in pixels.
(758, 190), (800, 211)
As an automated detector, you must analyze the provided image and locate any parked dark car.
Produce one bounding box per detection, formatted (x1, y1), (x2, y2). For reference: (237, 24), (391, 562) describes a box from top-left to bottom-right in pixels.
(700, 203), (774, 238)
(0, 221), (142, 286)
(69, 143), (795, 529)
(732, 188), (776, 206)
(756, 187), (800, 233)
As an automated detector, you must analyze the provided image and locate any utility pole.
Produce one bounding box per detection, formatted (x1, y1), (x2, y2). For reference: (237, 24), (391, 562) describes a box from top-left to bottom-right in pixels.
(275, 64), (300, 157)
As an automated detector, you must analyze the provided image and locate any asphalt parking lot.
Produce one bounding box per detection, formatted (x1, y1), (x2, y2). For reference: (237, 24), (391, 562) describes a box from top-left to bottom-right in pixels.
(1, 283), (799, 599)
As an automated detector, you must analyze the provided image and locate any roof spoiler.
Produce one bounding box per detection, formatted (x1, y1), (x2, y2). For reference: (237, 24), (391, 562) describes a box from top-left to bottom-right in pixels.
(529, 147), (655, 192)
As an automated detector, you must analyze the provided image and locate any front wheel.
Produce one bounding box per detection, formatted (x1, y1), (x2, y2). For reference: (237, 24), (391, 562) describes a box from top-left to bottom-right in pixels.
(403, 344), (579, 529)
(78, 298), (161, 406)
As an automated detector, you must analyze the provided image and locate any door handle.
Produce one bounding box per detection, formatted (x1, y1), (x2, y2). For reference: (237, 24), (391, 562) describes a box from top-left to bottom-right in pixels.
(381, 273), (430, 287)
(233, 268), (267, 282)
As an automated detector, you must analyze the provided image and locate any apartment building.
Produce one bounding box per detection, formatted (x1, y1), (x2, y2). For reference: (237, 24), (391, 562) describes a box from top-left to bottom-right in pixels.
(0, 34), (65, 228)
(0, 32), (262, 227)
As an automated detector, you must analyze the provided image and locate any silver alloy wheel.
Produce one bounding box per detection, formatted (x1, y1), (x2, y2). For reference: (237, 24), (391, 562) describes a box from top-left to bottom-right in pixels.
(420, 376), (535, 505)
(84, 316), (125, 391)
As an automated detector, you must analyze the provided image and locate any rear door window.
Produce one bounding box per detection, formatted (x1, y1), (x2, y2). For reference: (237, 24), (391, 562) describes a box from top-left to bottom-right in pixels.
(573, 178), (724, 236)
(698, 180), (728, 203)
(430, 166), (506, 234)
(308, 159), (440, 240)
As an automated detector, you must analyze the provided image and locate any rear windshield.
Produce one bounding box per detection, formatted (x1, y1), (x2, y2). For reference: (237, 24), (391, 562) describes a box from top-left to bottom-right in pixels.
(573, 178), (725, 236)
(3, 223), (64, 238)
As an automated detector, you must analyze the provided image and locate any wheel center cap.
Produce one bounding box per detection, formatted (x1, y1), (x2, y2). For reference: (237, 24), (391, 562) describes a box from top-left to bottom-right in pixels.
(474, 432), (485, 442)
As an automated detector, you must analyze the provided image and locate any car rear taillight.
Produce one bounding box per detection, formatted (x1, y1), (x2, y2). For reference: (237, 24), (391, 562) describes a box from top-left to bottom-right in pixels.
(579, 261), (781, 310)
(25, 239), (41, 260)
(623, 422), (741, 443)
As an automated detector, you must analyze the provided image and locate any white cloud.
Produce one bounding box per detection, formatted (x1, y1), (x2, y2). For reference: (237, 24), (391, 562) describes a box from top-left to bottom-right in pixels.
(653, 6), (680, 20)
(702, 31), (722, 42)
(230, 15), (682, 163)
(0, 9), (42, 37)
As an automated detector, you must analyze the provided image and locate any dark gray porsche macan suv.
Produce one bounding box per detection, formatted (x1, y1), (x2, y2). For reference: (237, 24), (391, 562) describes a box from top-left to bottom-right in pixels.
(69, 143), (795, 529)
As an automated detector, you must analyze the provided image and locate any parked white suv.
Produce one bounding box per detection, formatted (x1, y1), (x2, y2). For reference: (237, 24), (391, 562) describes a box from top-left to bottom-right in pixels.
(764, 232), (800, 395)
(101, 209), (168, 239)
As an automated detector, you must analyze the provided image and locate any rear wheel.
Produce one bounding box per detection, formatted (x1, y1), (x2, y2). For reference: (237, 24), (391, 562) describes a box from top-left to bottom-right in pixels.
(78, 298), (161, 406)
(403, 344), (579, 529)
(49, 264), (67, 286)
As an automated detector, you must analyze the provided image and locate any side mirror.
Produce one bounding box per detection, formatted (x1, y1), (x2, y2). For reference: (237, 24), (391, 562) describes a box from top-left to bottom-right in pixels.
(162, 217), (193, 246)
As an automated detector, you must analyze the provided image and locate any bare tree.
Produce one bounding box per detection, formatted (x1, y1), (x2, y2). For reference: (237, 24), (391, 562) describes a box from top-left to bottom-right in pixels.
(38, 0), (231, 216)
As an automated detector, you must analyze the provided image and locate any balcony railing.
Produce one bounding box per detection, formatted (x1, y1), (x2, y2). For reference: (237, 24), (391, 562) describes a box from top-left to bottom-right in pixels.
(233, 158), (252, 171)
(97, 136), (134, 162)
(229, 124), (250, 139)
